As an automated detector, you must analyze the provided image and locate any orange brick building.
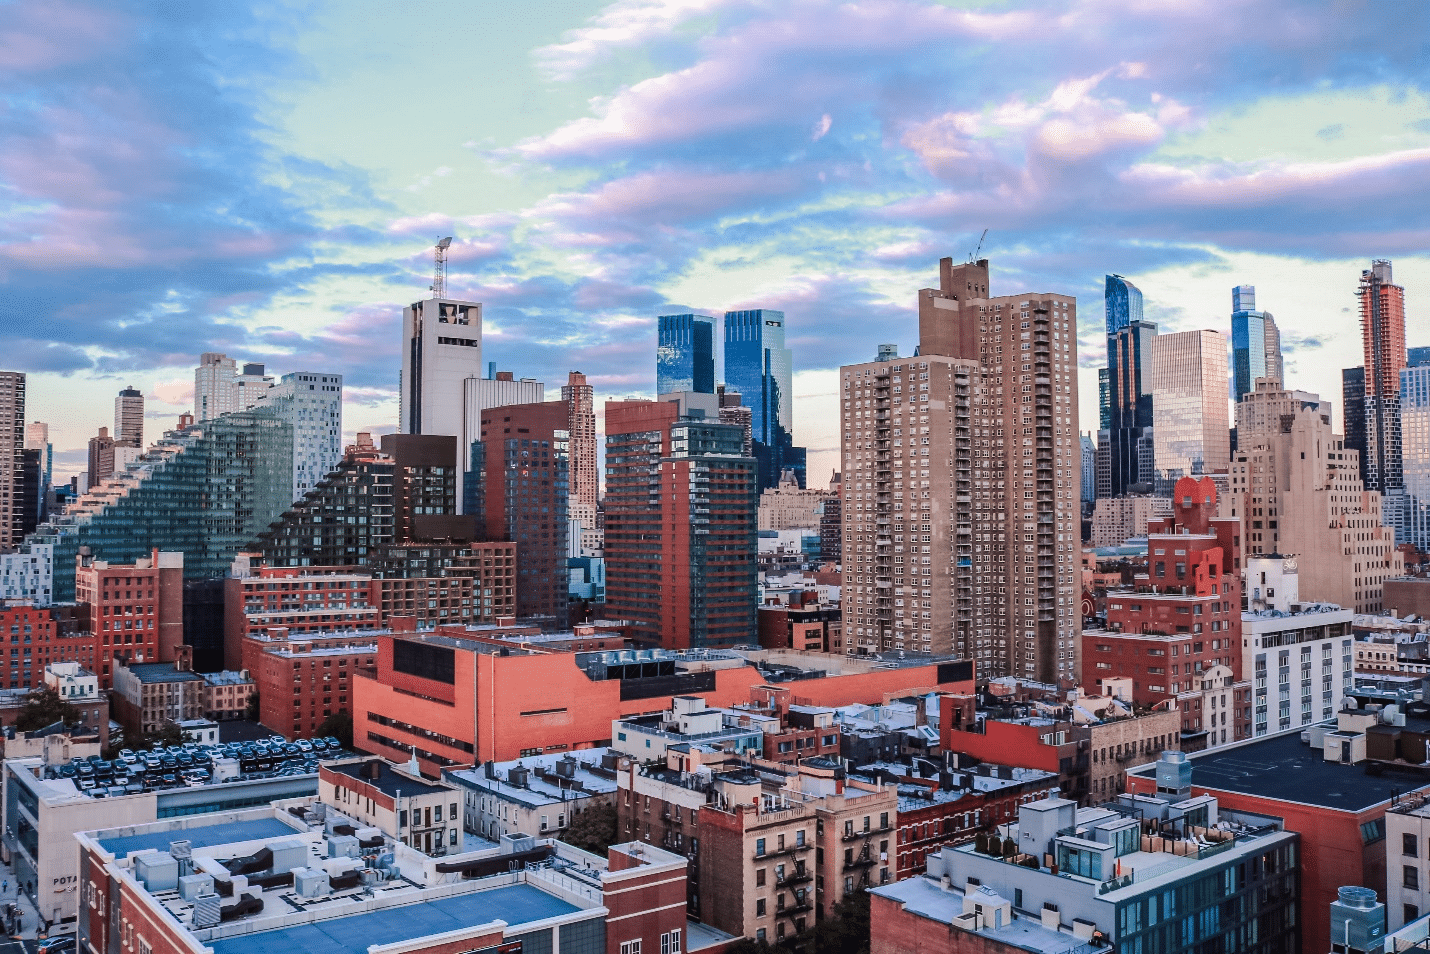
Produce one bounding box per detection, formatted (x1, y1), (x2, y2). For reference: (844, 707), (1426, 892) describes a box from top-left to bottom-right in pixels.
(355, 631), (973, 774)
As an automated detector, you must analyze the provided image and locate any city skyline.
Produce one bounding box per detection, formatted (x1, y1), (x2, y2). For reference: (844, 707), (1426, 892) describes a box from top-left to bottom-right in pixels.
(3, 3), (1429, 488)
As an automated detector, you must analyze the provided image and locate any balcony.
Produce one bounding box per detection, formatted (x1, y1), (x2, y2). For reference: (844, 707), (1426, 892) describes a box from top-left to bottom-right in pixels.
(776, 868), (813, 887)
(843, 824), (892, 841)
(753, 842), (812, 861)
(843, 852), (877, 870)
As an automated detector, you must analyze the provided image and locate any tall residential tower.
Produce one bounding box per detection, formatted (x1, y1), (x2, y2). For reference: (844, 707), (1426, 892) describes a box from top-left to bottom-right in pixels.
(1230, 284), (1283, 402)
(1358, 260), (1407, 493)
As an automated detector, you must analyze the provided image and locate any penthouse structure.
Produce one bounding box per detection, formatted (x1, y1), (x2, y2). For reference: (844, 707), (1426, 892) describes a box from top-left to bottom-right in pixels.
(871, 757), (1299, 954)
(605, 392), (757, 649)
(844, 257), (1080, 681)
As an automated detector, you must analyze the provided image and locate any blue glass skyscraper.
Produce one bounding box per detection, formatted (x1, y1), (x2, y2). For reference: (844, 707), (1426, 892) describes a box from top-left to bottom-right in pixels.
(1231, 284), (1283, 402)
(657, 313), (717, 395)
(724, 308), (804, 490)
(1104, 274), (1144, 337)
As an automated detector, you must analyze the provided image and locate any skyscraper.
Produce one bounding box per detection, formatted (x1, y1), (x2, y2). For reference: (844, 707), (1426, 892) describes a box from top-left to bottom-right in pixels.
(724, 308), (805, 490)
(0, 372), (23, 550)
(194, 353), (272, 420)
(844, 257), (1080, 681)
(656, 313), (717, 395)
(1342, 366), (1367, 473)
(114, 386), (144, 448)
(561, 371), (598, 514)
(1151, 330), (1230, 484)
(1104, 274), (1144, 336)
(1230, 285), (1284, 402)
(251, 371), (344, 503)
(399, 295), (487, 482)
(1358, 260), (1408, 493)
(87, 427), (116, 486)
(470, 401), (570, 627)
(1400, 364), (1430, 552)
(604, 392), (756, 649)
(1098, 315), (1158, 496)
(25, 421), (50, 529)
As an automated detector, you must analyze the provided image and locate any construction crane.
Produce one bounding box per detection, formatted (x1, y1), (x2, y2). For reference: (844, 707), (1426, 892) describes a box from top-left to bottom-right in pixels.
(969, 228), (988, 263)
(431, 236), (453, 298)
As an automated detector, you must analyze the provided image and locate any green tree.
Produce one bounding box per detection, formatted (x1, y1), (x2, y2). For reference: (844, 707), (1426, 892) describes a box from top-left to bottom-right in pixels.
(14, 687), (81, 732)
(244, 690), (260, 721)
(144, 721), (186, 750)
(799, 888), (870, 954)
(316, 710), (353, 748)
(558, 801), (618, 855)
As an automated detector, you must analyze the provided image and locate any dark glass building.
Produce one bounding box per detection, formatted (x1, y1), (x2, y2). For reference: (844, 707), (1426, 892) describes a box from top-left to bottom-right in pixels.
(724, 308), (805, 490)
(1342, 366), (1368, 486)
(657, 313), (717, 396)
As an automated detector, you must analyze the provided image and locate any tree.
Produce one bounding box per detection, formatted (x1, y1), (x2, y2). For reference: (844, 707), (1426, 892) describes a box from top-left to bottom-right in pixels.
(244, 690), (260, 721)
(316, 710), (353, 748)
(14, 688), (81, 733)
(558, 801), (618, 856)
(799, 889), (870, 954)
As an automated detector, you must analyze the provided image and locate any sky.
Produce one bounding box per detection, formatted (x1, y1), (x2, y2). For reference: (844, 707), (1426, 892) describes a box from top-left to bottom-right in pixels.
(3, 0), (1430, 487)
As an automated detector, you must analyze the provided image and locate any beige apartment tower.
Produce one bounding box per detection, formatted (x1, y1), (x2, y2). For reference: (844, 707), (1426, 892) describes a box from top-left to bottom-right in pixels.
(1151, 329), (1230, 482)
(842, 258), (1081, 682)
(1226, 380), (1403, 613)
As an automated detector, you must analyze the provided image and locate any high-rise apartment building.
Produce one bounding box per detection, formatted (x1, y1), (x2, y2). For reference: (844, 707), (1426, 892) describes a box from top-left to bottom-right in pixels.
(470, 401), (570, 627)
(0, 372), (24, 551)
(1227, 380), (1403, 613)
(561, 371), (598, 513)
(250, 371), (343, 502)
(114, 386), (143, 448)
(657, 313), (717, 395)
(843, 258), (1080, 680)
(194, 353), (272, 420)
(1151, 329), (1230, 483)
(1400, 364), (1430, 551)
(605, 392), (757, 649)
(1230, 284), (1283, 402)
(1359, 259), (1408, 493)
(30, 408), (295, 602)
(399, 295), (496, 487)
(86, 427), (116, 487)
(725, 309), (806, 490)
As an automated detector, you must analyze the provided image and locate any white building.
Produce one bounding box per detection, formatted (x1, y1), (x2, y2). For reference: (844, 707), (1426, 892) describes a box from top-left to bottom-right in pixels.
(0, 543), (52, 603)
(194, 353), (273, 421)
(446, 748), (625, 843)
(44, 661), (97, 702)
(252, 371), (344, 502)
(1241, 555), (1355, 737)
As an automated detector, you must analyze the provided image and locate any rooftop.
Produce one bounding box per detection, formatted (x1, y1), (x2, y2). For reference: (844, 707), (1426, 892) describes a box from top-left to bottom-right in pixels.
(871, 877), (1112, 954)
(325, 759), (450, 798)
(120, 662), (205, 684)
(1128, 726), (1430, 812)
(447, 749), (622, 808)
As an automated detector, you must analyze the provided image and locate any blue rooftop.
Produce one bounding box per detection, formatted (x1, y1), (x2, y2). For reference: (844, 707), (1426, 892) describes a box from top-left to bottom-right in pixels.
(209, 883), (581, 954)
(98, 818), (297, 859)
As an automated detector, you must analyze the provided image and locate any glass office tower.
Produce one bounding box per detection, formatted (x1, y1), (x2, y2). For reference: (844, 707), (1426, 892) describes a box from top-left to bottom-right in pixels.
(1231, 284), (1283, 402)
(656, 313), (717, 395)
(724, 308), (805, 489)
(1104, 274), (1144, 337)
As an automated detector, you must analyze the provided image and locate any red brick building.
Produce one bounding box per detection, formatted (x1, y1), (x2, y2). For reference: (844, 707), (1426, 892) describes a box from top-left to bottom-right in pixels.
(0, 604), (96, 691)
(255, 635), (378, 739)
(74, 549), (184, 687)
(473, 401), (571, 627)
(605, 395), (757, 650)
(758, 591), (842, 653)
(1082, 476), (1244, 710)
(225, 563), (379, 670)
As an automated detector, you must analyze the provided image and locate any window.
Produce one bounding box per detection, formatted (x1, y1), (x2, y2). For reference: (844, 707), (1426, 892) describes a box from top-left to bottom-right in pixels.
(756, 899), (767, 917)
(1409, 866), (1421, 891)
(1406, 833), (1419, 857)
(661, 931), (681, 954)
(756, 837), (766, 857)
(756, 869), (766, 887)
(622, 942), (642, 954)
(1407, 904), (1420, 926)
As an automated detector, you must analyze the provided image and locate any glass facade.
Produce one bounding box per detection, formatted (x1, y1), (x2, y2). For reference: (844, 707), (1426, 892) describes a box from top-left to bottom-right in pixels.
(1400, 366), (1430, 550)
(34, 409), (294, 602)
(724, 309), (805, 490)
(657, 313), (717, 395)
(1152, 330), (1230, 487)
(1231, 285), (1283, 402)
(1104, 320), (1158, 495)
(1105, 274), (1144, 337)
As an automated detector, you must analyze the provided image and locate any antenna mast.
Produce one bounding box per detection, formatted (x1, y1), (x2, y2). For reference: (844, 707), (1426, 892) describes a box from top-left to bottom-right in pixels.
(431, 237), (453, 298)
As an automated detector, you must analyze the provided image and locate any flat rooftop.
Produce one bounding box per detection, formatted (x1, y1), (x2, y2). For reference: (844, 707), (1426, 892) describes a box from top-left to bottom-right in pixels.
(872, 877), (1110, 954)
(208, 883), (579, 954)
(98, 817), (298, 859)
(1129, 727), (1429, 812)
(326, 760), (449, 798)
